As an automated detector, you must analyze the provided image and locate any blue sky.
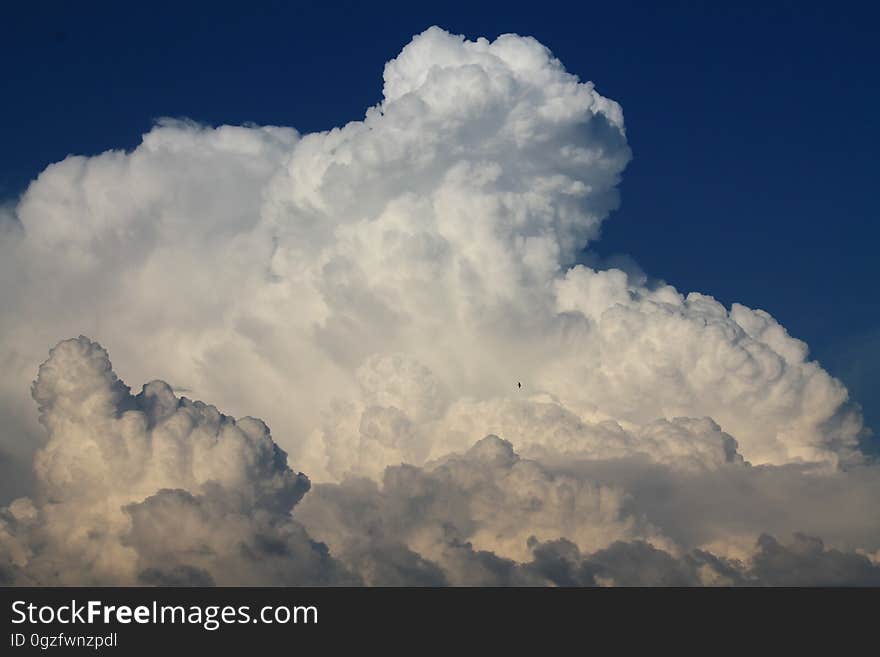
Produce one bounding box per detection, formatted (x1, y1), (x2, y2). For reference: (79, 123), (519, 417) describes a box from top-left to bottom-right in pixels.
(2, 0), (878, 439)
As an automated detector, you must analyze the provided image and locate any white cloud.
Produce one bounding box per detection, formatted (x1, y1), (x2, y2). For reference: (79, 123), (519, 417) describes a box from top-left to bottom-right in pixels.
(2, 337), (878, 586)
(0, 27), (876, 585)
(0, 337), (355, 585)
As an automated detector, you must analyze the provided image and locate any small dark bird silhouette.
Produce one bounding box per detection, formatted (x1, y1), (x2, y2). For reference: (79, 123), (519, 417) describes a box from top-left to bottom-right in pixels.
(517, 382), (522, 389)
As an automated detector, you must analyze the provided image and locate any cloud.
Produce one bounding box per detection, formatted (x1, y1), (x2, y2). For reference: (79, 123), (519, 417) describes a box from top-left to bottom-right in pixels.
(0, 337), (357, 585)
(297, 435), (880, 586)
(521, 534), (880, 586)
(0, 27), (876, 585)
(297, 435), (658, 569)
(2, 338), (879, 585)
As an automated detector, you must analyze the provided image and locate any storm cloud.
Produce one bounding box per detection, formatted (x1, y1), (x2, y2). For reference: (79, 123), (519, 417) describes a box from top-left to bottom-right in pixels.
(0, 27), (876, 585)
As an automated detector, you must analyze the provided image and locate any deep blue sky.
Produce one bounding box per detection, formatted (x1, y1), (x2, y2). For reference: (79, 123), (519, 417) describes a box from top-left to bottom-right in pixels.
(2, 1), (878, 441)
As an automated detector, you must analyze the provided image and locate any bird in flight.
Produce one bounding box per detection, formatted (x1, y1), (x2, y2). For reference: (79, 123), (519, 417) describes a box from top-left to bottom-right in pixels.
(517, 382), (522, 389)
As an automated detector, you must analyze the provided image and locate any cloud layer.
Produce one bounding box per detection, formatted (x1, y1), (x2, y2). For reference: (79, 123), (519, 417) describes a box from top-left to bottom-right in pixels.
(0, 27), (876, 585)
(3, 338), (878, 585)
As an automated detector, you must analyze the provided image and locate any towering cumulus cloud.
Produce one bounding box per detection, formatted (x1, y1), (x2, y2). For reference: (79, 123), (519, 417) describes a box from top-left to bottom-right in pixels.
(0, 28), (877, 585)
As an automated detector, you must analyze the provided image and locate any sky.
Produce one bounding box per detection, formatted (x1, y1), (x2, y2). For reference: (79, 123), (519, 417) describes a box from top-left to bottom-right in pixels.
(3, 1), (878, 434)
(1, 2), (879, 586)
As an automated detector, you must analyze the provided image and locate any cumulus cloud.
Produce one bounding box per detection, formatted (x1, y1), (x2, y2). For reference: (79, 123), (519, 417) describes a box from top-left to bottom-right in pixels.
(297, 435), (880, 586)
(0, 27), (877, 585)
(298, 435), (656, 568)
(0, 337), (356, 585)
(2, 338), (879, 585)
